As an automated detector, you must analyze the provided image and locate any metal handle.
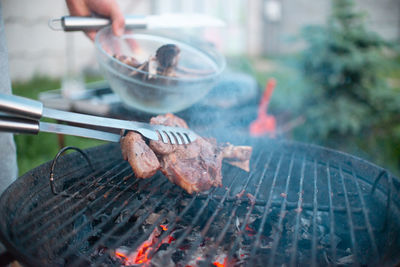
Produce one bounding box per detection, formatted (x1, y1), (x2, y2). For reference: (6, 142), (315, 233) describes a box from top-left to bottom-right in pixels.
(49, 16), (147, 31)
(0, 93), (43, 120)
(0, 116), (39, 134)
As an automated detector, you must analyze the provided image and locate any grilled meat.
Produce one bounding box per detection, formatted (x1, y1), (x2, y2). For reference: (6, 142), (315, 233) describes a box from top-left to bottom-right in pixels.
(121, 114), (252, 194)
(149, 114), (227, 194)
(113, 44), (180, 80)
(155, 44), (180, 77)
(221, 143), (252, 172)
(113, 43), (214, 82)
(120, 131), (160, 178)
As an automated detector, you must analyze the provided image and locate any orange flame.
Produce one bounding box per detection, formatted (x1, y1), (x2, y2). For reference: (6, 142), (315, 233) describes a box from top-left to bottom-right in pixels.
(160, 224), (168, 231)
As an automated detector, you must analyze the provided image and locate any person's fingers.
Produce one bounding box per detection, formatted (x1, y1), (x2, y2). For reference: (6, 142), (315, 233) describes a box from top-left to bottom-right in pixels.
(65, 0), (91, 16)
(66, 0), (96, 40)
(110, 6), (125, 36)
(66, 0), (125, 41)
(86, 0), (125, 36)
(86, 30), (97, 41)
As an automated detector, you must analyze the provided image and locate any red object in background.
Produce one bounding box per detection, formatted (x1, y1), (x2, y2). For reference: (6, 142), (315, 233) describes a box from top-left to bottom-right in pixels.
(249, 78), (277, 137)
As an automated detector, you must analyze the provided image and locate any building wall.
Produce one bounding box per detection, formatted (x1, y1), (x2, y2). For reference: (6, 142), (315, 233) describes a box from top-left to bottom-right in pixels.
(3, 0), (153, 81)
(355, 0), (400, 40)
(259, 0), (400, 55)
(2, 0), (399, 81)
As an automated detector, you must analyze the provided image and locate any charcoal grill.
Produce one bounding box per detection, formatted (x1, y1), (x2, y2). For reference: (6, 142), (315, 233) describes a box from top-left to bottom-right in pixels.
(0, 138), (400, 266)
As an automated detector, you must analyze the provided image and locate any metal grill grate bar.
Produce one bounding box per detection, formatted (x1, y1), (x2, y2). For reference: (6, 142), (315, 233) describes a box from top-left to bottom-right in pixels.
(350, 168), (379, 258)
(289, 156), (306, 267)
(89, 184), (174, 266)
(202, 152), (274, 266)
(180, 183), (233, 265)
(107, 190), (186, 265)
(4, 142), (399, 266)
(267, 153), (295, 267)
(249, 153), (283, 265)
(24, 169), (135, 253)
(181, 151), (269, 266)
(311, 160), (319, 267)
(339, 166), (359, 265)
(195, 194), (364, 213)
(326, 162), (337, 266)
(164, 193), (212, 252)
(66, 177), (171, 266)
(18, 162), (131, 245)
(15, 159), (122, 233)
(164, 185), (233, 257)
(147, 194), (200, 260)
(161, 162), (245, 257)
(227, 152), (276, 264)
(41, 171), (143, 258)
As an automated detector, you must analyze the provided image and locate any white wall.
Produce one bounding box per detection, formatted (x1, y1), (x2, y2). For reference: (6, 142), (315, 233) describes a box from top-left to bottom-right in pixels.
(3, 0), (248, 82)
(2, 0), (398, 81)
(3, 0), (154, 81)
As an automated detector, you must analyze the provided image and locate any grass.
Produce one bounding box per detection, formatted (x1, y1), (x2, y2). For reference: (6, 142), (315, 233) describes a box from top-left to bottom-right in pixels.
(12, 76), (106, 176)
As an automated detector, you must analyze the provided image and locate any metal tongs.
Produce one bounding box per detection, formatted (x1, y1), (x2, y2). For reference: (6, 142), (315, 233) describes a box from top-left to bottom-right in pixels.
(0, 93), (197, 144)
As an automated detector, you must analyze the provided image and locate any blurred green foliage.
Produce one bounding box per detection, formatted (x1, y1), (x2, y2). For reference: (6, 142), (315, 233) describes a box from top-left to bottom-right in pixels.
(249, 0), (400, 175)
(294, 0), (400, 173)
(12, 76), (105, 176)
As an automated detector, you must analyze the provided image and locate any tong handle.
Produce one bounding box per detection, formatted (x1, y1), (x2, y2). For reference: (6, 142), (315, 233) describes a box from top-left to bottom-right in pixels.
(49, 16), (147, 31)
(0, 93), (43, 120)
(0, 116), (39, 134)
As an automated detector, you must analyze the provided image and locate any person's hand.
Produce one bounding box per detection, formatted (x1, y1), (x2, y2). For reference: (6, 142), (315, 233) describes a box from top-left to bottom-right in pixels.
(66, 0), (125, 41)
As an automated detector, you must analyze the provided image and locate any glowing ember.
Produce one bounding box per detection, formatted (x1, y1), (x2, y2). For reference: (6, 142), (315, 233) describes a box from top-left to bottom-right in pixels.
(245, 224), (256, 236)
(168, 236), (175, 244)
(135, 238), (153, 264)
(213, 257), (228, 267)
(115, 224), (174, 266)
(115, 251), (129, 262)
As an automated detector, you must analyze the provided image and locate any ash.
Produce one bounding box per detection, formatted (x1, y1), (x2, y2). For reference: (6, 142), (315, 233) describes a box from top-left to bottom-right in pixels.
(74, 188), (355, 266)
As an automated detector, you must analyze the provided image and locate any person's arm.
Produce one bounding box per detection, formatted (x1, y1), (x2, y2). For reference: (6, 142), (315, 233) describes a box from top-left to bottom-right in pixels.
(65, 0), (125, 41)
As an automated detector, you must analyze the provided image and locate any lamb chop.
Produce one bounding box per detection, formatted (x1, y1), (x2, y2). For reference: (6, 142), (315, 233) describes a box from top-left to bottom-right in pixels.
(113, 43), (213, 81)
(120, 131), (160, 178)
(113, 44), (181, 80)
(120, 114), (252, 194)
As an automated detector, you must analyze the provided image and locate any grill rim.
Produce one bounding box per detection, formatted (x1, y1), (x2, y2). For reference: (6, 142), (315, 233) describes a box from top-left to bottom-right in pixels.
(1, 139), (400, 266)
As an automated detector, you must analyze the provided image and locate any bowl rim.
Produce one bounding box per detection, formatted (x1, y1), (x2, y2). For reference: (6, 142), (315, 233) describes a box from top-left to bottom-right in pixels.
(94, 26), (226, 82)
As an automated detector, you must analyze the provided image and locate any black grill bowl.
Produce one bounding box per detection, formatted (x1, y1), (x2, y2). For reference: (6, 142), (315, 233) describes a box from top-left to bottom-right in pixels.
(1, 139), (400, 267)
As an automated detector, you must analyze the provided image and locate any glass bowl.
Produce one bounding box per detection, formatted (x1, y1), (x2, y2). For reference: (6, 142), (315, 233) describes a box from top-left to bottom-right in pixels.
(95, 27), (226, 114)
